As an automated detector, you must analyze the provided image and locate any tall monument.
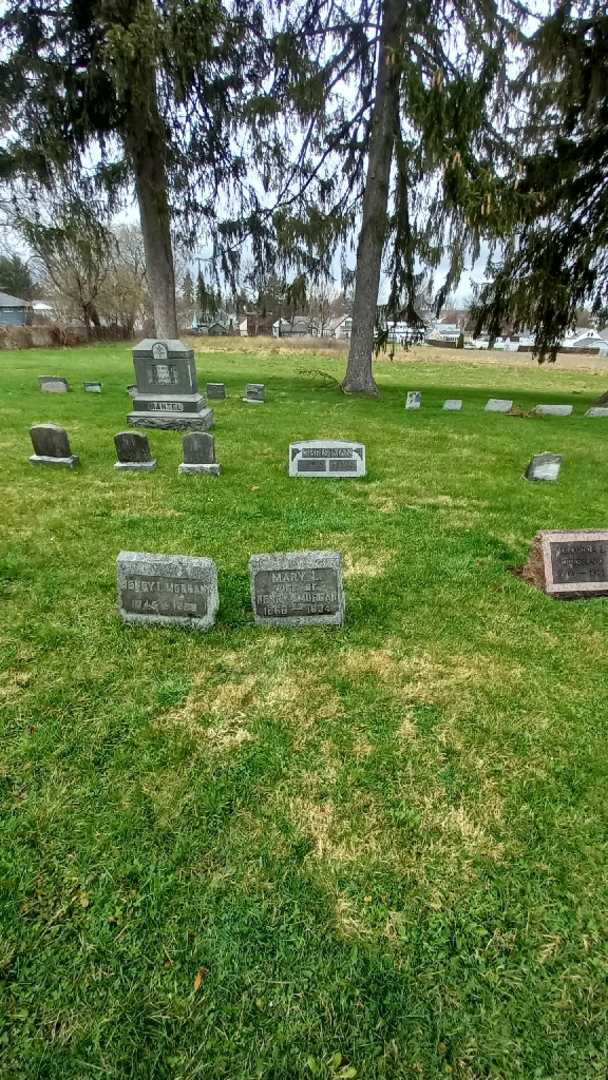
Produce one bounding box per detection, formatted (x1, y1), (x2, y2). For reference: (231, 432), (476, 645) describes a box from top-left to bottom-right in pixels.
(127, 339), (213, 431)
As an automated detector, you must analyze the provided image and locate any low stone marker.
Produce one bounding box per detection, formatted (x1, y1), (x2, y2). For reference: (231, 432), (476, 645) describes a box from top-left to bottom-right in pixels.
(243, 383), (265, 404)
(442, 399), (463, 411)
(114, 431), (156, 471)
(179, 432), (221, 475)
(405, 391), (422, 410)
(534, 404), (573, 417)
(585, 406), (608, 418)
(206, 383), (227, 400)
(522, 530), (608, 600)
(29, 423), (79, 469)
(250, 550), (344, 626)
(525, 452), (562, 482)
(485, 398), (513, 412)
(39, 376), (69, 394)
(126, 384), (138, 398)
(288, 439), (366, 478)
(117, 551), (219, 628)
(84, 381), (102, 393)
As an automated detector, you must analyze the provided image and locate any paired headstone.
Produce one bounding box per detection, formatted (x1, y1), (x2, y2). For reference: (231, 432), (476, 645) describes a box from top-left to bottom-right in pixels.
(117, 551), (219, 629)
(39, 376), (69, 394)
(585, 407), (608, 418)
(525, 452), (562, 482)
(114, 431), (156, 471)
(522, 530), (608, 600)
(206, 383), (227, 400)
(84, 381), (102, 393)
(243, 383), (265, 404)
(249, 550), (344, 626)
(127, 339), (213, 431)
(405, 391), (422, 410)
(29, 423), (79, 469)
(534, 404), (573, 417)
(485, 398), (513, 412)
(442, 399), (463, 411)
(178, 432), (221, 475)
(288, 440), (366, 478)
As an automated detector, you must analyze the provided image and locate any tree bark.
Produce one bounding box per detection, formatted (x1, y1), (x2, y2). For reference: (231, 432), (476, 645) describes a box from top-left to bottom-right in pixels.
(342, 0), (402, 394)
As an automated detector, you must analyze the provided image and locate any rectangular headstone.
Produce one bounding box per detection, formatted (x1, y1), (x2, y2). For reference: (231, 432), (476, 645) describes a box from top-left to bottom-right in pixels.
(585, 407), (608, 418)
(114, 431), (156, 471)
(39, 376), (69, 394)
(128, 339), (213, 431)
(405, 391), (422, 410)
(534, 404), (573, 417)
(178, 432), (221, 475)
(249, 550), (344, 626)
(485, 398), (513, 412)
(29, 423), (78, 468)
(525, 452), (562, 482)
(84, 381), (102, 393)
(206, 383), (227, 399)
(288, 440), (366, 478)
(117, 551), (219, 628)
(442, 399), (463, 411)
(523, 530), (608, 600)
(243, 383), (265, 403)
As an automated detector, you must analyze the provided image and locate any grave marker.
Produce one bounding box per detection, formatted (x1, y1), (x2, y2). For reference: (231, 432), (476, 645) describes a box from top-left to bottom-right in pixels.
(442, 399), (463, 411)
(522, 530), (608, 600)
(485, 398), (513, 412)
(116, 551), (219, 629)
(288, 439), (366, 478)
(178, 432), (221, 475)
(585, 407), (608, 418)
(84, 381), (102, 393)
(29, 423), (79, 469)
(243, 383), (265, 404)
(405, 391), (422, 410)
(525, 452), (562, 482)
(127, 339), (213, 431)
(39, 376), (69, 394)
(206, 383), (227, 400)
(534, 404), (573, 417)
(250, 550), (344, 626)
(114, 431), (156, 471)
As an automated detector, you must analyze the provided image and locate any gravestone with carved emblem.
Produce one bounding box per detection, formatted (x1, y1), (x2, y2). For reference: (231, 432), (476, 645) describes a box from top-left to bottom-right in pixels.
(127, 339), (213, 431)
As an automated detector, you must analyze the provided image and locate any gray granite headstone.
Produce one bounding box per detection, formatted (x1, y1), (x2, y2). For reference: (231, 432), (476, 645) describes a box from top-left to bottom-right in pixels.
(525, 452), (562, 482)
(116, 551), (219, 629)
(29, 423), (79, 468)
(243, 383), (265, 404)
(249, 550), (344, 626)
(442, 399), (463, 411)
(84, 381), (102, 393)
(405, 391), (422, 410)
(178, 432), (221, 475)
(288, 440), (366, 478)
(114, 431), (156, 471)
(39, 376), (69, 394)
(485, 398), (513, 412)
(206, 383), (227, 400)
(534, 404), (573, 417)
(128, 339), (213, 431)
(523, 530), (608, 600)
(585, 407), (608, 418)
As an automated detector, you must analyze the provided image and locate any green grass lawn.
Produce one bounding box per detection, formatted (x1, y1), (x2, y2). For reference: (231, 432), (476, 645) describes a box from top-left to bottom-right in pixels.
(2, 343), (608, 1079)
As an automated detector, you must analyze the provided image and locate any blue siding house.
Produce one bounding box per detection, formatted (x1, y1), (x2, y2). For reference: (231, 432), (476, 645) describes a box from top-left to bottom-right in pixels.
(0, 291), (30, 325)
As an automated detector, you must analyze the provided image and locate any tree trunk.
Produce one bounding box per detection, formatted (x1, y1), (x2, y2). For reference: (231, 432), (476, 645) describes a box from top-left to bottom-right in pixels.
(342, 0), (402, 394)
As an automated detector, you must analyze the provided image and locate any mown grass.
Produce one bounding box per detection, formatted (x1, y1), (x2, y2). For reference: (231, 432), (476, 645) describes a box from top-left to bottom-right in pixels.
(1, 341), (608, 1079)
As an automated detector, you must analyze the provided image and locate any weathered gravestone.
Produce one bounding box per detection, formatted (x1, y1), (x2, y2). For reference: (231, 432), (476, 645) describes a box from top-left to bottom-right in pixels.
(534, 404), (573, 417)
(243, 383), (265, 404)
(126, 384), (138, 398)
(39, 376), (69, 394)
(114, 431), (156, 471)
(84, 381), (102, 393)
(250, 550), (344, 626)
(179, 432), (221, 475)
(485, 398), (513, 412)
(116, 551), (219, 629)
(29, 423), (79, 468)
(206, 383), (227, 400)
(585, 407), (608, 418)
(442, 399), (463, 411)
(525, 452), (562, 482)
(288, 439), (366, 478)
(127, 339), (213, 431)
(522, 530), (608, 600)
(405, 391), (422, 410)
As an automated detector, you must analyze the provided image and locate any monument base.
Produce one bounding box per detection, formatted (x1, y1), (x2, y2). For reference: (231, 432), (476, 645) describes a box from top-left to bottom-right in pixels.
(29, 454), (79, 469)
(128, 407), (214, 432)
(178, 463), (221, 476)
(114, 459), (157, 471)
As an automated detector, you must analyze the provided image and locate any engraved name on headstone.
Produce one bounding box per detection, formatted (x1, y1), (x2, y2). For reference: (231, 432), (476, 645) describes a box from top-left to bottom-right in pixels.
(29, 423), (79, 469)
(178, 432), (221, 475)
(39, 376), (69, 394)
(442, 399), (463, 411)
(534, 404), (573, 417)
(243, 383), (265, 403)
(114, 431), (156, 471)
(288, 440), (366, 478)
(485, 398), (513, 412)
(525, 452), (562, 483)
(128, 339), (213, 431)
(84, 381), (102, 393)
(523, 530), (608, 600)
(206, 383), (227, 400)
(116, 551), (219, 628)
(249, 550), (344, 626)
(405, 391), (422, 410)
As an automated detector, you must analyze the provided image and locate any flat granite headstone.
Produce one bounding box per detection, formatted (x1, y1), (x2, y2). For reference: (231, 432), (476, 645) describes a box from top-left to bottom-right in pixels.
(206, 383), (227, 400)
(534, 404), (573, 417)
(29, 423), (79, 469)
(405, 391), (422, 410)
(585, 407), (608, 418)
(114, 431), (156, 471)
(525, 452), (562, 482)
(127, 338), (213, 431)
(485, 398), (513, 412)
(117, 551), (219, 629)
(178, 432), (221, 476)
(84, 381), (102, 393)
(243, 383), (265, 404)
(522, 530), (608, 600)
(250, 550), (344, 626)
(442, 399), (463, 411)
(288, 439), (366, 478)
(39, 376), (69, 394)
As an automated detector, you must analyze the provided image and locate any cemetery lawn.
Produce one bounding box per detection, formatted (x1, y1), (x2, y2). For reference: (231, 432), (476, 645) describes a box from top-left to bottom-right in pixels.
(3, 341), (608, 1080)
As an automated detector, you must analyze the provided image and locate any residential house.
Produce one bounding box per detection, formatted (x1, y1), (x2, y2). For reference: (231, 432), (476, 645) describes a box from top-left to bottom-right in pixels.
(0, 291), (31, 326)
(271, 316), (318, 337)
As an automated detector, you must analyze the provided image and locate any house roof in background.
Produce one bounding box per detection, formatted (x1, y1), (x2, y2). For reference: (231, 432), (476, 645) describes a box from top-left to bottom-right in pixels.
(0, 290), (29, 307)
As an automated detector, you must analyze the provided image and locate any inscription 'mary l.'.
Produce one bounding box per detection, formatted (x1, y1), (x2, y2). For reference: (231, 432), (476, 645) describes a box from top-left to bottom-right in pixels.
(289, 440), (366, 478)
